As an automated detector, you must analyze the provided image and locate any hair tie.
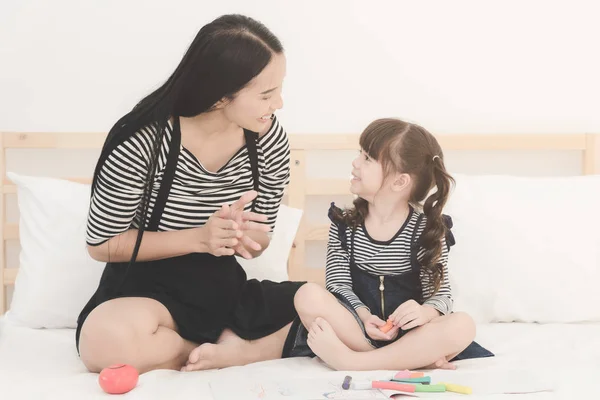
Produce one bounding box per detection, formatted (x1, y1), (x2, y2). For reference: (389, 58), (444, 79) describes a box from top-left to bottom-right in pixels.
(432, 155), (440, 162)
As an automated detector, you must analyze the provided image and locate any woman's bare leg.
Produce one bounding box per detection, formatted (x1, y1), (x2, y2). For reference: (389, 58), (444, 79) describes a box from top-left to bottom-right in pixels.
(306, 312), (476, 371)
(78, 297), (197, 374)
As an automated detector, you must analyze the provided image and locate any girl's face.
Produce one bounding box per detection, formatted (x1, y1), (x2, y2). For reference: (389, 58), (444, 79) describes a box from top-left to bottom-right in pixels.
(223, 53), (286, 133)
(350, 149), (385, 201)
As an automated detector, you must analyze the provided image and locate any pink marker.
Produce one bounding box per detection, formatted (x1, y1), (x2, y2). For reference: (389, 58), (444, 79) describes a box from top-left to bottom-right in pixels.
(394, 370), (411, 379)
(351, 380), (415, 393)
(394, 370), (424, 379)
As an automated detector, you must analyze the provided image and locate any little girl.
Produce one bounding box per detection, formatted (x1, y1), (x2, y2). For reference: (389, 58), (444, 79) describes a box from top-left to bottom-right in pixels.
(291, 118), (492, 371)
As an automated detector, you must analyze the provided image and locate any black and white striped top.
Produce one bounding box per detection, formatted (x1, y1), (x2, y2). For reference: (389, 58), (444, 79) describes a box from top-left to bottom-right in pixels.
(325, 208), (453, 315)
(86, 116), (290, 246)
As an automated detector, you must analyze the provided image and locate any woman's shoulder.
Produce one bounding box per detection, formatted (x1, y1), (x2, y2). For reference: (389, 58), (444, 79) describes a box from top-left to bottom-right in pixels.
(107, 120), (173, 168)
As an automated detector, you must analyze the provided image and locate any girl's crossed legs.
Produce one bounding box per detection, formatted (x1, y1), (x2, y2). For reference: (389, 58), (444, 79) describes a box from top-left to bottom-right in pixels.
(294, 283), (476, 371)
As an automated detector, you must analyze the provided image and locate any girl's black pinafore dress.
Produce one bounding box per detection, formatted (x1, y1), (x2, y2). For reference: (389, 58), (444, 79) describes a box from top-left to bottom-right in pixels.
(284, 204), (493, 360)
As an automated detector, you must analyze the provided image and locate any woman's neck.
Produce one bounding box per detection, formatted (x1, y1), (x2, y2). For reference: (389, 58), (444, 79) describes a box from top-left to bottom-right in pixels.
(181, 110), (240, 140)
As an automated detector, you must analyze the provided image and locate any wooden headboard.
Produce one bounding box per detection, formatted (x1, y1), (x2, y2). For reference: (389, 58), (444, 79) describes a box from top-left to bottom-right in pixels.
(1, 132), (599, 314)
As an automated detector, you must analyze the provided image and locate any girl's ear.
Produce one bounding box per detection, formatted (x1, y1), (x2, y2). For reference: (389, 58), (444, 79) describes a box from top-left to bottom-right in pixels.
(391, 173), (411, 192)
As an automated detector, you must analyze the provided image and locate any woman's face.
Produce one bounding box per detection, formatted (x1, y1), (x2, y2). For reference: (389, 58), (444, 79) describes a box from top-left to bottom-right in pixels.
(223, 53), (286, 133)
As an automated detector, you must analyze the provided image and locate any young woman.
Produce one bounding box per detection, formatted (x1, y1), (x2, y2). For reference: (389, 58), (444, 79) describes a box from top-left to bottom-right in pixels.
(76, 14), (305, 374)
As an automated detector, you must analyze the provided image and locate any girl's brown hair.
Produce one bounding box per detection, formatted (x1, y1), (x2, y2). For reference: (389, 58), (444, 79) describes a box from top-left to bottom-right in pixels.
(331, 118), (454, 294)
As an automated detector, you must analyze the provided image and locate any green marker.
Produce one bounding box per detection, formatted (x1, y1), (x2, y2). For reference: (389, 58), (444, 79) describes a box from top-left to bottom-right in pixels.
(415, 384), (446, 393)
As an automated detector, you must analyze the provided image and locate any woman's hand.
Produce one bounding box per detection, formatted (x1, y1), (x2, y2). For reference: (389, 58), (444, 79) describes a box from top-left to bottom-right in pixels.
(196, 209), (242, 257)
(216, 191), (271, 259)
(389, 300), (440, 331)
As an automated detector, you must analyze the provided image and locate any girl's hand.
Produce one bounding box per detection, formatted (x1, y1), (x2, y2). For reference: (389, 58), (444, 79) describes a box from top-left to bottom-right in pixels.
(362, 313), (399, 341)
(389, 300), (440, 331)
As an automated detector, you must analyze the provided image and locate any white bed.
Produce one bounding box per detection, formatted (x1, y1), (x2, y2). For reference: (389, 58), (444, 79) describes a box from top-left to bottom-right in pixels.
(2, 316), (599, 399)
(1, 132), (599, 399)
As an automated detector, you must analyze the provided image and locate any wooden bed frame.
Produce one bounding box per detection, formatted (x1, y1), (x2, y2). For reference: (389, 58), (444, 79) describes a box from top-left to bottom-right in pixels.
(1, 132), (599, 314)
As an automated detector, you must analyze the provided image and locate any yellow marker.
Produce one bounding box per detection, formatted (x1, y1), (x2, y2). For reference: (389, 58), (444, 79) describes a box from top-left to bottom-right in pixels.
(439, 383), (472, 395)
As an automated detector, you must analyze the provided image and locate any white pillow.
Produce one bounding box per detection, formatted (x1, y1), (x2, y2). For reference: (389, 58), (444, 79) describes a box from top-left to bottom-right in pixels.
(444, 173), (600, 324)
(6, 172), (303, 328)
(236, 204), (303, 282)
(6, 172), (105, 329)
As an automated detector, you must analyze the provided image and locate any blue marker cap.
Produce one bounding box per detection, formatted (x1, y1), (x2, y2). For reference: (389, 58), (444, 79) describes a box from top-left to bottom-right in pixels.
(342, 375), (352, 390)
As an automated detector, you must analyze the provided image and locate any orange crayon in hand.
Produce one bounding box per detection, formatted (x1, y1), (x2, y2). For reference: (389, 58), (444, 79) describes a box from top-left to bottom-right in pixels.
(380, 319), (394, 333)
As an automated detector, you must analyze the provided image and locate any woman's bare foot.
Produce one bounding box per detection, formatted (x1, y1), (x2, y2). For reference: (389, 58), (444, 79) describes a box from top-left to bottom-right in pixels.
(307, 317), (357, 370)
(182, 329), (255, 371)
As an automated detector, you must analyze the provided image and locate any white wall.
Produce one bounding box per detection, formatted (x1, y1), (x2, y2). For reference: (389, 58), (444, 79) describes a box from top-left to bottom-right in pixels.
(1, 0), (599, 134)
(1, 1), (599, 291)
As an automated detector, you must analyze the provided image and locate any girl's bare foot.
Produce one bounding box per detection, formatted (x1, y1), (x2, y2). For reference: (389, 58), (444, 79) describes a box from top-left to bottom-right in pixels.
(307, 317), (357, 370)
(425, 356), (456, 370)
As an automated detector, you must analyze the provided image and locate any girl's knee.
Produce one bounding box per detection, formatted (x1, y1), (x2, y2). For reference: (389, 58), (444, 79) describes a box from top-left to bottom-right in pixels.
(455, 312), (476, 333)
(294, 283), (329, 315)
(448, 312), (476, 345)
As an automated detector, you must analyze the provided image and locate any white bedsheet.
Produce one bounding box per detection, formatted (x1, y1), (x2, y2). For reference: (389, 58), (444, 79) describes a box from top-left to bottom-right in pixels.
(1, 317), (599, 399)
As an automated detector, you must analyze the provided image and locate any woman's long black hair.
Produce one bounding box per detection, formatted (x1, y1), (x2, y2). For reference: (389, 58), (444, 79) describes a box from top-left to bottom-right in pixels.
(93, 14), (283, 265)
